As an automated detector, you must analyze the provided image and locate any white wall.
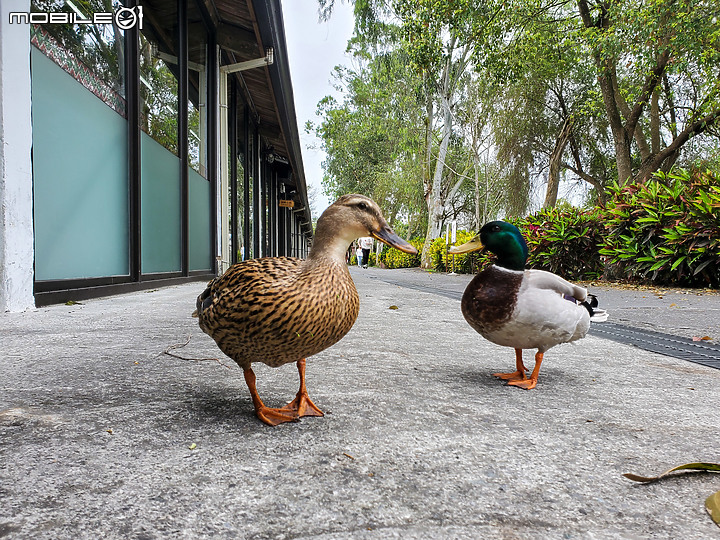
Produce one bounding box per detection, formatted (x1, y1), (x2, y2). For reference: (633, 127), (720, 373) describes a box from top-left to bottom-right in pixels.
(0, 0), (35, 312)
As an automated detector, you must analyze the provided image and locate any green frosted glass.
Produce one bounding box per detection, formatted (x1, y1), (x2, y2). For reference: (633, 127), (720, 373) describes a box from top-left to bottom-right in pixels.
(140, 132), (181, 273)
(32, 48), (129, 281)
(189, 167), (212, 271)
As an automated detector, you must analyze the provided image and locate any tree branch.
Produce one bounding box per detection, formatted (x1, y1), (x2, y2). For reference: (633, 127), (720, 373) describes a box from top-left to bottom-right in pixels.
(561, 161), (603, 191)
(639, 108), (720, 180)
(625, 48), (671, 136)
(611, 66), (651, 161)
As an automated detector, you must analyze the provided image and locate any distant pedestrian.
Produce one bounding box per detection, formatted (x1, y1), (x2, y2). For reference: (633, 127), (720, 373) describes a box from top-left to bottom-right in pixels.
(355, 244), (363, 268)
(359, 236), (373, 269)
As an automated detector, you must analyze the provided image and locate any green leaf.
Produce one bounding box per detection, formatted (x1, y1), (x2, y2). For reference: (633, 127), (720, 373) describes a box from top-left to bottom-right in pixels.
(670, 256), (686, 271)
(649, 259), (667, 271)
(693, 259), (713, 275)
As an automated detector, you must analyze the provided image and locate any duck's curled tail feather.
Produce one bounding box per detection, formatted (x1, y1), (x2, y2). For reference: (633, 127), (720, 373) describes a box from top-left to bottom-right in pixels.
(580, 294), (609, 322)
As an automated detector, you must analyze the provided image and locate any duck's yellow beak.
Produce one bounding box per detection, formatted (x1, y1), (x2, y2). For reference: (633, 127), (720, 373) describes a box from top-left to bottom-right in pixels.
(372, 226), (418, 254)
(448, 236), (484, 254)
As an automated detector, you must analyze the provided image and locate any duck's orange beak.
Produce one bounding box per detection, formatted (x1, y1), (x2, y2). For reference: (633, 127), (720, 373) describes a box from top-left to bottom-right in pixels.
(371, 226), (417, 254)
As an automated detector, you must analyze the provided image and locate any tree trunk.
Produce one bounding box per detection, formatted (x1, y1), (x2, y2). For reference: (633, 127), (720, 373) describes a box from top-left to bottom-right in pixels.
(650, 87), (661, 155)
(576, 0), (668, 186)
(634, 108), (720, 181)
(421, 61), (454, 268)
(543, 116), (574, 208)
(420, 79), (436, 269)
(611, 67), (651, 162)
(598, 68), (634, 184)
(473, 157), (481, 230)
(418, 39), (470, 268)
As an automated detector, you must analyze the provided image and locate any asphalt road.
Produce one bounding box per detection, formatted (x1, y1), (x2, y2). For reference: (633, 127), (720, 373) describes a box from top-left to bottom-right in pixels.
(1, 267), (719, 539)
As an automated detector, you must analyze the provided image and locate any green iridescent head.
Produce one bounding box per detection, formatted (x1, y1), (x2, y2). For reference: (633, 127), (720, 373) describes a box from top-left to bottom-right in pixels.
(448, 221), (528, 271)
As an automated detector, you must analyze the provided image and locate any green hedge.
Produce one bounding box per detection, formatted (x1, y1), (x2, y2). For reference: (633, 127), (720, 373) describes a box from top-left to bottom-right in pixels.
(514, 207), (606, 281)
(600, 169), (720, 287)
(419, 208), (603, 279)
(345, 168), (720, 288)
(429, 231), (493, 273)
(379, 238), (424, 269)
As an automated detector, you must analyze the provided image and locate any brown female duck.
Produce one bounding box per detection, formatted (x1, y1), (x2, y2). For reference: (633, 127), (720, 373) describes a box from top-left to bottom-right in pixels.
(196, 194), (417, 425)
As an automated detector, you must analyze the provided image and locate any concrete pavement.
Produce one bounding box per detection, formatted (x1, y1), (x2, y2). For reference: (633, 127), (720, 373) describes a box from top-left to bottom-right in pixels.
(1, 267), (720, 539)
(367, 267), (720, 341)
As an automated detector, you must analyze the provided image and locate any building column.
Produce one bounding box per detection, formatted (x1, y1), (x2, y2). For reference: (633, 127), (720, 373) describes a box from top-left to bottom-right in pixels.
(0, 0), (34, 312)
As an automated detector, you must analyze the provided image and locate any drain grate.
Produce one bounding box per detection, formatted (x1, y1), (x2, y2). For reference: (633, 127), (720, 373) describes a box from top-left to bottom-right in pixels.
(587, 322), (720, 369)
(374, 276), (720, 370)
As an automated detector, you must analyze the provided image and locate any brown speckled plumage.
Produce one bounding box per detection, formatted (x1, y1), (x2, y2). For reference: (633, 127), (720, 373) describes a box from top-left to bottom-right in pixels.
(197, 255), (359, 370)
(194, 194), (417, 425)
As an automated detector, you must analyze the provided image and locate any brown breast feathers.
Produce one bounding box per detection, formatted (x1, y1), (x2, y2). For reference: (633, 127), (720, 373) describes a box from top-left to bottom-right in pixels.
(197, 257), (360, 370)
(460, 265), (523, 335)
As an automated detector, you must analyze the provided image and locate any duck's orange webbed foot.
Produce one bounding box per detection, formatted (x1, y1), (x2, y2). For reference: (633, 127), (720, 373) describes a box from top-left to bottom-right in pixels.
(493, 370), (527, 382)
(243, 368), (299, 426)
(280, 358), (324, 418)
(505, 351), (544, 391)
(281, 391), (324, 418)
(255, 406), (300, 426)
(507, 377), (537, 390)
(493, 348), (528, 382)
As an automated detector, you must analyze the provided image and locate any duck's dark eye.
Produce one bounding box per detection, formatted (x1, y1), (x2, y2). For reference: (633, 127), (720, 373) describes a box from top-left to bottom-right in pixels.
(356, 201), (368, 210)
(491, 225), (501, 232)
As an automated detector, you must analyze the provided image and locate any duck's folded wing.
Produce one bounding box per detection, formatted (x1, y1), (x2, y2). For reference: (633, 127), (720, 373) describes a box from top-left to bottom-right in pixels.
(524, 269), (587, 301)
(195, 257), (301, 320)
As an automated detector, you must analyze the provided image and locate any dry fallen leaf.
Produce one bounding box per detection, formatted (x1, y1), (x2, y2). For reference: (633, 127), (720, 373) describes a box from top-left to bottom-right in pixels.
(692, 336), (712, 342)
(388, 305), (399, 310)
(624, 462), (720, 483)
(706, 490), (720, 528)
(625, 462), (720, 528)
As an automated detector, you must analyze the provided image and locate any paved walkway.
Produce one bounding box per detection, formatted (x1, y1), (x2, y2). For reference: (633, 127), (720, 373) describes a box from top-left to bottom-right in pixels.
(370, 267), (720, 341)
(2, 267), (719, 539)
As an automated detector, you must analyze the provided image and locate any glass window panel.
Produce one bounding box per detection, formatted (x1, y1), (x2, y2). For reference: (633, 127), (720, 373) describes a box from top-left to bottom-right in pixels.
(187, 12), (208, 176)
(31, 0), (126, 108)
(140, 132), (181, 273)
(32, 48), (129, 280)
(139, 30), (178, 154)
(189, 167), (211, 271)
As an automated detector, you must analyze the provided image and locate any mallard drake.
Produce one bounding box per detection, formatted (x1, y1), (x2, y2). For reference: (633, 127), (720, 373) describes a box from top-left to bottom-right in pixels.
(448, 221), (607, 389)
(195, 194), (417, 425)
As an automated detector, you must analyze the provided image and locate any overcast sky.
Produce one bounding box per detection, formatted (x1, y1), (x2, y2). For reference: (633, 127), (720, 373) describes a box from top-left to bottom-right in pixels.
(281, 1), (355, 218)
